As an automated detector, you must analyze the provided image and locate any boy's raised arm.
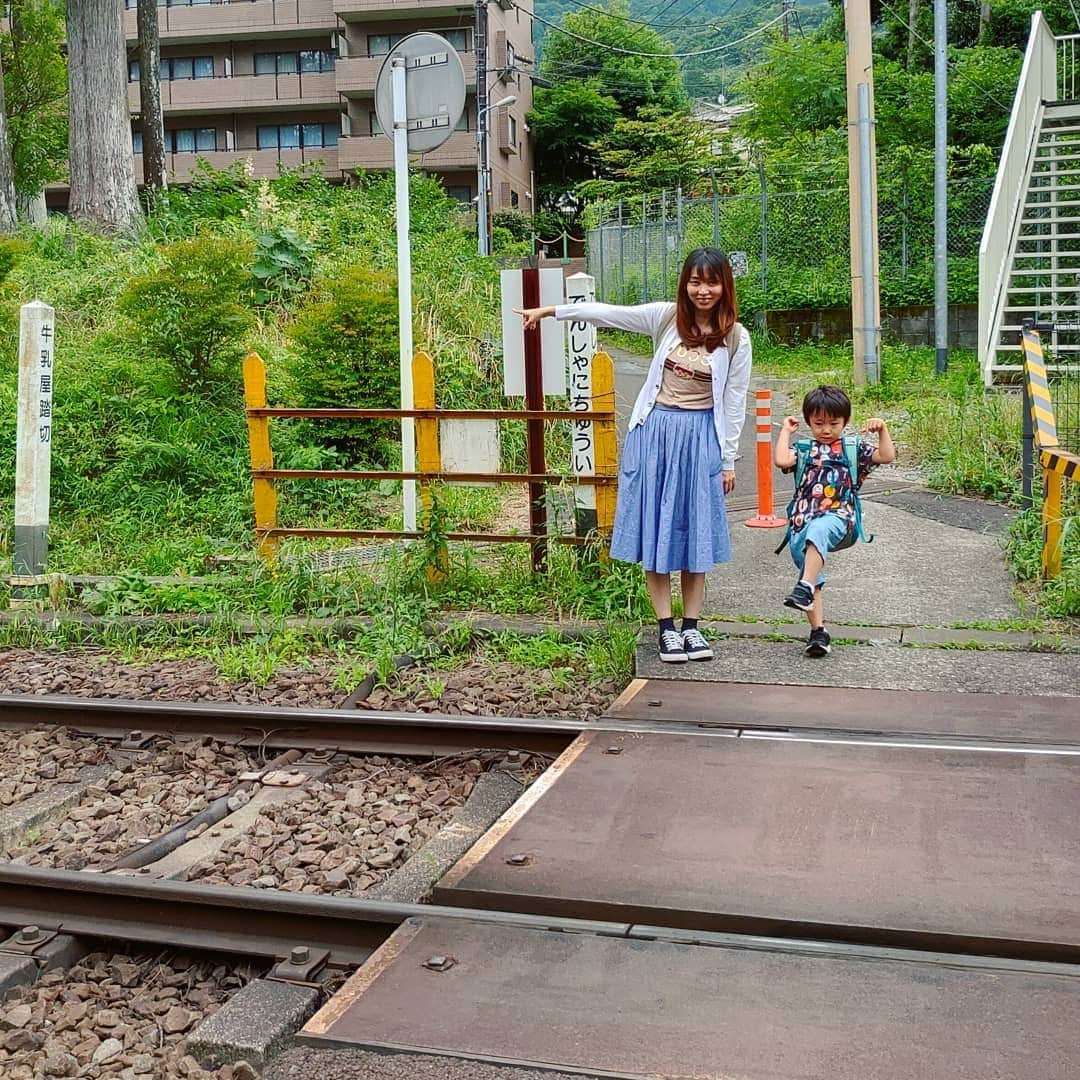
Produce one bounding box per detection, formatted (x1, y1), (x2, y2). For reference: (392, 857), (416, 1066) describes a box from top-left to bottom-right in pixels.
(775, 415), (799, 471)
(865, 417), (896, 464)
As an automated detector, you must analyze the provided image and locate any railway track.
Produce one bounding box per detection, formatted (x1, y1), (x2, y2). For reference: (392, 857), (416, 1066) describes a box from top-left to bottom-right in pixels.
(0, 688), (1077, 1078)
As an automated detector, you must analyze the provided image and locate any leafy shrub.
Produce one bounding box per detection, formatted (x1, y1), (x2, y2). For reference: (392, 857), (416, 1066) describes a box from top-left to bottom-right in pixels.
(253, 225), (314, 305)
(118, 235), (256, 392)
(289, 265), (399, 465)
(0, 238), (30, 284)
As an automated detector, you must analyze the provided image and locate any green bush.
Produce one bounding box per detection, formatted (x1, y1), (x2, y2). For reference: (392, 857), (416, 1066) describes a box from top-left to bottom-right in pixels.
(288, 265), (400, 465)
(253, 225), (315, 305)
(118, 234), (256, 392)
(0, 238), (30, 284)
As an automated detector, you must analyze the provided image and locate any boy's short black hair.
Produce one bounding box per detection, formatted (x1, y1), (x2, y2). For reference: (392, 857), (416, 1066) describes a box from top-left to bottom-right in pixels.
(802, 384), (852, 424)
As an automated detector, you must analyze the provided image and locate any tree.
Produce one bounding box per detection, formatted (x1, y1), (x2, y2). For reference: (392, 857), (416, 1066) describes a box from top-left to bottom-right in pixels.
(538, 0), (687, 119)
(2, 0), (67, 219)
(528, 82), (619, 201)
(0, 53), (18, 232)
(582, 106), (724, 199)
(137, 0), (167, 195)
(67, 0), (141, 231)
(531, 0), (691, 206)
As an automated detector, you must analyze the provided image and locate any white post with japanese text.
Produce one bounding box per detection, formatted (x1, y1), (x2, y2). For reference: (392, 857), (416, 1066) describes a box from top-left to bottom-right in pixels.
(14, 299), (55, 586)
(565, 273), (597, 532)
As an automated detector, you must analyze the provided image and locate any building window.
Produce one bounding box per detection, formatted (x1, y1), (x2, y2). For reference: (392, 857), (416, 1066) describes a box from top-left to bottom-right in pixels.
(508, 114), (517, 146)
(132, 129), (143, 154)
(445, 185), (472, 204)
(132, 56), (214, 82)
(258, 122), (340, 150)
(255, 50), (335, 75)
(510, 190), (519, 208)
(368, 28), (468, 56)
(169, 127), (216, 153)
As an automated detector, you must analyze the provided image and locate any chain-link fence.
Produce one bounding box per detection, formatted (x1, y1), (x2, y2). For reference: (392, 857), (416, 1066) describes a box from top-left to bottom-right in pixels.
(586, 173), (993, 314)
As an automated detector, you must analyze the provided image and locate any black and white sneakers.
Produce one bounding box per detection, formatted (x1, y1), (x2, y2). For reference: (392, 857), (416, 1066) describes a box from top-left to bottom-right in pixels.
(658, 628), (688, 662)
(682, 627), (713, 661)
(783, 580), (815, 612)
(805, 626), (832, 657)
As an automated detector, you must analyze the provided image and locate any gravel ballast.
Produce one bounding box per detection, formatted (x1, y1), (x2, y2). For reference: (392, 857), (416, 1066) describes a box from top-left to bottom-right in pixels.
(0, 951), (259, 1079)
(185, 753), (537, 895)
(361, 660), (621, 719)
(0, 728), (107, 808)
(3, 738), (259, 870)
(0, 648), (625, 718)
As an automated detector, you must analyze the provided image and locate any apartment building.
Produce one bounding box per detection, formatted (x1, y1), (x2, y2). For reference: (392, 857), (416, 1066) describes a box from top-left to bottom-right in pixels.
(123, 0), (536, 213)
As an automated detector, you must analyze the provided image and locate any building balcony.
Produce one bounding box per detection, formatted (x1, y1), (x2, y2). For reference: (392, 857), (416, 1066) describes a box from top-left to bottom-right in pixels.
(124, 0), (336, 43)
(337, 131), (475, 172)
(334, 0), (474, 21)
(128, 72), (339, 116)
(135, 146), (340, 184)
(335, 53), (475, 96)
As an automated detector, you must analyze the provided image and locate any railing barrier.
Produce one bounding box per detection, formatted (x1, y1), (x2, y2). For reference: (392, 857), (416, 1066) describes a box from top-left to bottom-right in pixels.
(1020, 323), (1079, 578)
(241, 350), (619, 572)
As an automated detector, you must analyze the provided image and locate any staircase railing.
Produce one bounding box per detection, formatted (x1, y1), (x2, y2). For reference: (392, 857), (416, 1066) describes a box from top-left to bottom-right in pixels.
(979, 12), (1057, 382)
(1057, 32), (1080, 100)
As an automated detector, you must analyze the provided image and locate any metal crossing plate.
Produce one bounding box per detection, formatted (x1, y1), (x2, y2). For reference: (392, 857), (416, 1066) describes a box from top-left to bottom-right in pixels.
(433, 732), (1080, 961)
(607, 680), (1080, 745)
(302, 916), (1080, 1078)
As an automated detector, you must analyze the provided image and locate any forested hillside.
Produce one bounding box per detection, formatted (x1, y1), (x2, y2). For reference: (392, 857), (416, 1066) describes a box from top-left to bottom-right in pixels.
(534, 0), (831, 99)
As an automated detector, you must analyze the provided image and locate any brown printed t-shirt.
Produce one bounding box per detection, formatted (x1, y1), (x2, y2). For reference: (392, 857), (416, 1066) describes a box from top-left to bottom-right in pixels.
(656, 343), (713, 409)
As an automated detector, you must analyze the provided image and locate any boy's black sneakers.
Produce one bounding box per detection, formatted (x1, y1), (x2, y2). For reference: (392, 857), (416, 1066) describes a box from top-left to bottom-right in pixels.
(783, 579), (815, 612)
(658, 628), (688, 662)
(805, 627), (832, 657)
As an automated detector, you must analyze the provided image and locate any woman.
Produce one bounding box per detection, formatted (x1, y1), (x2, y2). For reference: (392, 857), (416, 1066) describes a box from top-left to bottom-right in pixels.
(517, 247), (752, 663)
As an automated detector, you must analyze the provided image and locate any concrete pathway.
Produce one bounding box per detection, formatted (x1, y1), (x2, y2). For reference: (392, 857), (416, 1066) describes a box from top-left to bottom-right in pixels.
(604, 339), (1077, 695)
(606, 341), (1024, 628)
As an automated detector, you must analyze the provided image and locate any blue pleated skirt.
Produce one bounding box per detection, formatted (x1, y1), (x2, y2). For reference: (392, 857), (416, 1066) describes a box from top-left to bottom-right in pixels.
(609, 405), (732, 574)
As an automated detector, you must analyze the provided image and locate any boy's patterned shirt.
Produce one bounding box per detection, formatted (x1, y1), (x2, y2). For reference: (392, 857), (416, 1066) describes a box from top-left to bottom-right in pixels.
(790, 438), (877, 532)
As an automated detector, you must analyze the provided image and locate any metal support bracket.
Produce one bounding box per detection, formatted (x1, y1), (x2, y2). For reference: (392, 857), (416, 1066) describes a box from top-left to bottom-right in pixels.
(0, 925), (59, 956)
(268, 945), (330, 985)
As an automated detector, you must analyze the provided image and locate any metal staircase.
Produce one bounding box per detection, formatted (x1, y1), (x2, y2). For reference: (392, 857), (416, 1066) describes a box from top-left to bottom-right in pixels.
(980, 16), (1080, 382)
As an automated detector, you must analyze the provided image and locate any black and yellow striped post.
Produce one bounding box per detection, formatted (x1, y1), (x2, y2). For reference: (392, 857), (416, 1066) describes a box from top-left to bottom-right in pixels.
(1020, 324), (1080, 578)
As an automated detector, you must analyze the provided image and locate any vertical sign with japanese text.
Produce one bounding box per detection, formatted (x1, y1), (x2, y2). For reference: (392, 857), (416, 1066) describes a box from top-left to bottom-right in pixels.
(14, 300), (55, 580)
(566, 272), (597, 517)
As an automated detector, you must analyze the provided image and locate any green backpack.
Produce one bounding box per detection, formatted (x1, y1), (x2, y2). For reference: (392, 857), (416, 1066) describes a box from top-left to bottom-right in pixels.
(775, 435), (873, 555)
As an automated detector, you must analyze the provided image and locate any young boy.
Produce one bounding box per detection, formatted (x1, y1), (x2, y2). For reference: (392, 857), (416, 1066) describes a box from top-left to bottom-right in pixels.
(774, 385), (895, 657)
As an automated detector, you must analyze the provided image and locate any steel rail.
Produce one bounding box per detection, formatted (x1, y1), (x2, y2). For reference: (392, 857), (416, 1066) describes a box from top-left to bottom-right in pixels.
(0, 694), (583, 756)
(0, 865), (630, 968)
(4, 866), (1076, 978)
(2, 694), (1074, 757)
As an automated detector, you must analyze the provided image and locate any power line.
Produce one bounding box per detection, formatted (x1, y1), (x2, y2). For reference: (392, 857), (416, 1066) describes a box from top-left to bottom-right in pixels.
(555, 0), (759, 33)
(523, 2), (787, 58)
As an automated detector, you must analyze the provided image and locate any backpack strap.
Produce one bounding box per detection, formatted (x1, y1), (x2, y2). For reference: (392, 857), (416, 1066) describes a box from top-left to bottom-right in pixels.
(841, 434), (873, 545)
(774, 439), (812, 554)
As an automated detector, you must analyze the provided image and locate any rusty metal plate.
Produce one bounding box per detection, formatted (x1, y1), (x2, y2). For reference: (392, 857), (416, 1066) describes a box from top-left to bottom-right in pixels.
(302, 916), (1080, 1079)
(434, 732), (1080, 961)
(607, 680), (1080, 745)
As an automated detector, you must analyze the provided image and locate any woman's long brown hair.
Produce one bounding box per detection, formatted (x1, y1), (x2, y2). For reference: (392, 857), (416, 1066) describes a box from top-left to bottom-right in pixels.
(674, 247), (737, 351)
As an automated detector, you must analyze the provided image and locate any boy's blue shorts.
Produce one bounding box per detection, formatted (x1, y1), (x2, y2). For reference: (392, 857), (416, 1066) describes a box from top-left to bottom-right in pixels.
(789, 512), (851, 586)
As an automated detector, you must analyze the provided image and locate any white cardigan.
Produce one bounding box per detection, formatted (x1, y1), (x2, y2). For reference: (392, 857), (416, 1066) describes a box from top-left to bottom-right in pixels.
(554, 300), (752, 468)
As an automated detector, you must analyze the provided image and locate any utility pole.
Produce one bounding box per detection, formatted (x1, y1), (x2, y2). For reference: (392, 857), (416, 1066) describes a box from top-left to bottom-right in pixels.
(844, 0), (881, 386)
(933, 0), (948, 373)
(475, 0), (489, 255)
(782, 0), (794, 42)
